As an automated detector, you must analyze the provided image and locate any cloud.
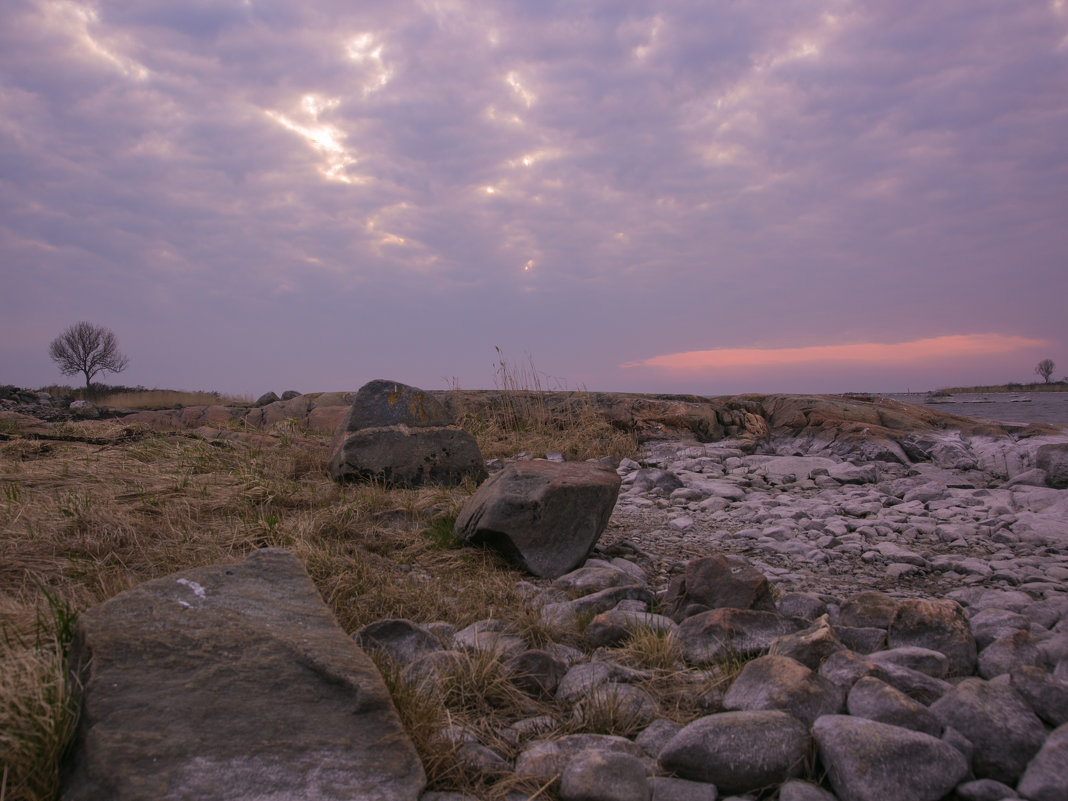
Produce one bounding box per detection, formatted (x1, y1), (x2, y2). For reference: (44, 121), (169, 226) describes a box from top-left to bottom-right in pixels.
(0, 0), (1065, 394)
(623, 334), (1049, 372)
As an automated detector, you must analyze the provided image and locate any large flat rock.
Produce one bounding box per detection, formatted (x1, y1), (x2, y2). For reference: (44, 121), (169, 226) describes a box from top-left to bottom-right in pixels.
(62, 549), (425, 801)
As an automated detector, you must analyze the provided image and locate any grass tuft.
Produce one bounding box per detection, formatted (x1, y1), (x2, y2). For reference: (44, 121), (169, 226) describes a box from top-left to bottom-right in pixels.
(451, 347), (638, 462)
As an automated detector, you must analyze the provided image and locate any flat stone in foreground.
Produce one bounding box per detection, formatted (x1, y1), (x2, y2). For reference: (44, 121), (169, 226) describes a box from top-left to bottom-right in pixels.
(813, 715), (968, 801)
(62, 549), (425, 801)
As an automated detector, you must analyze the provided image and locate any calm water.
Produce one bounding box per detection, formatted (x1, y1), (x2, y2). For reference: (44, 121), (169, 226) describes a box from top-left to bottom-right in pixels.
(885, 392), (1068, 427)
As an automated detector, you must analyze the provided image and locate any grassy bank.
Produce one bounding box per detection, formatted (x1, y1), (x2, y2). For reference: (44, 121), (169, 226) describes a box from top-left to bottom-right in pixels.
(0, 385), (661, 800)
(33, 384), (252, 408)
(934, 381), (1068, 394)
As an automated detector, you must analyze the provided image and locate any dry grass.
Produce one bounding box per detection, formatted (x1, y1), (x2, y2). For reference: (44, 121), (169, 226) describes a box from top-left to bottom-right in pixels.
(32, 386), (252, 408)
(0, 422), (540, 800)
(450, 349), (638, 462)
(95, 390), (253, 409)
(1, 360), (644, 800)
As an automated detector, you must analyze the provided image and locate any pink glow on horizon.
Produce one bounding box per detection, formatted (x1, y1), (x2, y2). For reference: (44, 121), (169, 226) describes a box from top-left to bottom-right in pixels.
(622, 334), (1048, 372)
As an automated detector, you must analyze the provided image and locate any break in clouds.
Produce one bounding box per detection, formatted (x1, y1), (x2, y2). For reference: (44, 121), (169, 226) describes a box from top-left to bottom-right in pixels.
(1, 0), (1066, 394)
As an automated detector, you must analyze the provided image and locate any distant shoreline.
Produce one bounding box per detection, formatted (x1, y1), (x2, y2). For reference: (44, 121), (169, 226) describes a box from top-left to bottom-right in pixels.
(929, 382), (1068, 394)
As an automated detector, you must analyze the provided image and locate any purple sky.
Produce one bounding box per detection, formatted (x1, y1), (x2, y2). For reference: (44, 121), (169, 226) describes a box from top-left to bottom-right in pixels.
(2, 1), (1066, 397)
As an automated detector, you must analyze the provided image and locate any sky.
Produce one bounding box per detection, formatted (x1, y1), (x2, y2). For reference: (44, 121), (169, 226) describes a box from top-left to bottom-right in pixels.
(2, 0), (1066, 397)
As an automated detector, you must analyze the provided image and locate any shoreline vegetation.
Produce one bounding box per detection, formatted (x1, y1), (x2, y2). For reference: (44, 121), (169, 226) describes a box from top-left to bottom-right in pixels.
(930, 381), (1068, 395)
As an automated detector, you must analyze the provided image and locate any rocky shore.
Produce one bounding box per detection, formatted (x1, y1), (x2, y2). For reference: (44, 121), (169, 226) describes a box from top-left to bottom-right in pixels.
(44, 388), (1068, 801)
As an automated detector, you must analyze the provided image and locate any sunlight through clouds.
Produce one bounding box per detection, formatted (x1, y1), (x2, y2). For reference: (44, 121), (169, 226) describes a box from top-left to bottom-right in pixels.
(505, 71), (536, 108)
(46, 0), (148, 80)
(623, 335), (1050, 371)
(265, 95), (361, 184)
(632, 16), (664, 61)
(346, 33), (393, 96)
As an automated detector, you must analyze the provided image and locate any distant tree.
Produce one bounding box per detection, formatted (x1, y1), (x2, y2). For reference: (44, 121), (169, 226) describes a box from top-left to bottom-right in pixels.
(1035, 359), (1056, 384)
(48, 321), (129, 390)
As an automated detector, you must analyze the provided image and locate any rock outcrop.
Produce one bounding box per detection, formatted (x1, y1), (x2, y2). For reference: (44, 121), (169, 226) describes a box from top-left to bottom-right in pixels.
(62, 549), (425, 801)
(328, 380), (486, 488)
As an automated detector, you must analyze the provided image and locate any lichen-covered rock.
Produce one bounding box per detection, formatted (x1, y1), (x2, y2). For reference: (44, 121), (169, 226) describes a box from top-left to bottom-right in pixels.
(353, 618), (443, 665)
(887, 599), (977, 676)
(677, 608), (801, 665)
(722, 654), (844, 726)
(664, 553), (777, 622)
(560, 750), (651, 801)
(328, 379), (486, 488)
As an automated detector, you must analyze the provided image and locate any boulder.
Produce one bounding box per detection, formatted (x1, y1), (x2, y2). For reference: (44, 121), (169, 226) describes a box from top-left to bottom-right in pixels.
(721, 654), (844, 726)
(677, 608), (801, 665)
(658, 710), (810, 794)
(61, 549), (425, 801)
(254, 391), (280, 407)
(846, 676), (942, 736)
(812, 715), (968, 801)
(664, 553), (776, 622)
(515, 734), (652, 785)
(839, 591), (899, 629)
(1011, 665), (1068, 727)
(977, 629), (1043, 679)
(559, 750), (651, 801)
(769, 615), (844, 670)
(887, 598), (977, 676)
(328, 380), (486, 488)
(1017, 722), (1068, 801)
(1036, 442), (1068, 488)
(455, 460), (621, 578)
(353, 618), (444, 665)
(929, 677), (1047, 784)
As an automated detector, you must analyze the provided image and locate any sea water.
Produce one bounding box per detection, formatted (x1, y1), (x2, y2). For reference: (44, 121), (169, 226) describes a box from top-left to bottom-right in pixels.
(885, 392), (1068, 427)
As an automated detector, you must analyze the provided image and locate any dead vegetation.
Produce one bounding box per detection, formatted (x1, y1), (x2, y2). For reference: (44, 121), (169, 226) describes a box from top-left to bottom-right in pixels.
(0, 366), (657, 800)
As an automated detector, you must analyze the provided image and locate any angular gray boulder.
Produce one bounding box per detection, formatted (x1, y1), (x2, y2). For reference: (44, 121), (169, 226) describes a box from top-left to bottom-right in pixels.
(455, 460), (621, 578)
(664, 552), (777, 623)
(62, 549), (425, 801)
(329, 379), (486, 487)
(813, 715), (968, 801)
(929, 677), (1047, 784)
(1017, 722), (1068, 801)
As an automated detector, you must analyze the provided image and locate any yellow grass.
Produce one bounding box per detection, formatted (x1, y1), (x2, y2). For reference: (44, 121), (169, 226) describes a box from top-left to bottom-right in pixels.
(95, 390), (253, 409)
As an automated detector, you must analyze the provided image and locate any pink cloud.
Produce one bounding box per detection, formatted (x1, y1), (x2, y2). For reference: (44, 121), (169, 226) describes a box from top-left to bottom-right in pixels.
(622, 334), (1048, 371)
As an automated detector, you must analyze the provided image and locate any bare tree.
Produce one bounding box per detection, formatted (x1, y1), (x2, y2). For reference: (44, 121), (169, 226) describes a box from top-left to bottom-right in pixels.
(48, 321), (129, 390)
(1035, 358), (1056, 384)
